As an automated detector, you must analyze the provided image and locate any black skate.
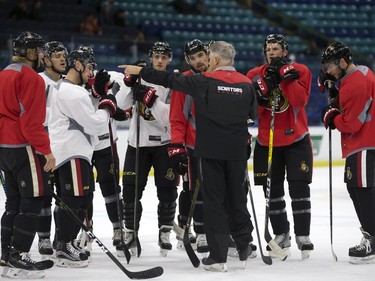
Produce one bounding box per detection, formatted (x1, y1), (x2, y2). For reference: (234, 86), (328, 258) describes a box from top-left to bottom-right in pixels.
(349, 229), (375, 264)
(202, 257), (227, 272)
(296, 236), (314, 259)
(38, 238), (53, 259)
(55, 241), (89, 268)
(238, 244), (253, 269)
(196, 234), (209, 255)
(117, 229), (137, 257)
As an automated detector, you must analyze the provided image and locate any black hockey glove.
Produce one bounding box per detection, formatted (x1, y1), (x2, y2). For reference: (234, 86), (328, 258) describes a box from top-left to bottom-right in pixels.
(132, 84), (158, 108)
(321, 105), (341, 130)
(253, 74), (278, 106)
(267, 57), (299, 81)
(123, 59), (147, 87)
(167, 143), (188, 176)
(317, 68), (337, 93)
(113, 107), (132, 121)
(98, 94), (117, 117)
(92, 69), (111, 98)
(247, 133), (252, 159)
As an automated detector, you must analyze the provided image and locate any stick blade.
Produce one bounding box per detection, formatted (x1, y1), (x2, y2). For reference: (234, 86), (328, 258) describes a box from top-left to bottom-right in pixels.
(127, 266), (164, 280)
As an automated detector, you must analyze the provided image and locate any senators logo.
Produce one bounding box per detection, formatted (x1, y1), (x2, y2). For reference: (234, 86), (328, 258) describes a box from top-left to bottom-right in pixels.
(299, 161), (309, 173)
(165, 168), (175, 181)
(139, 103), (155, 121)
(346, 167), (352, 181)
(266, 88), (289, 113)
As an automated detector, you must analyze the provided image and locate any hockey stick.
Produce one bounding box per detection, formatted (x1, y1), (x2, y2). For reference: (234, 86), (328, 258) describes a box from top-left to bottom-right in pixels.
(52, 192), (163, 279)
(326, 80), (338, 262)
(264, 92), (288, 261)
(108, 121), (131, 263)
(0, 170), (6, 196)
(245, 171), (272, 265)
(134, 98), (142, 257)
(182, 174), (200, 268)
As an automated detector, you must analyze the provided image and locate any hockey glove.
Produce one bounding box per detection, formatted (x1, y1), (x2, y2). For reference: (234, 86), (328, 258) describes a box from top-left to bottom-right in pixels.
(247, 133), (252, 159)
(123, 59), (147, 87)
(132, 84), (158, 108)
(317, 68), (336, 93)
(267, 57), (299, 80)
(167, 143), (188, 176)
(253, 74), (278, 106)
(321, 105), (341, 130)
(98, 94), (117, 117)
(93, 69), (111, 98)
(113, 107), (132, 121)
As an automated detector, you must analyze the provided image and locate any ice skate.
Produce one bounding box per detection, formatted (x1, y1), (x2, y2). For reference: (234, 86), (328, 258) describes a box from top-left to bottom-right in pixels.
(202, 257), (227, 272)
(117, 228), (137, 257)
(238, 244), (252, 269)
(176, 226), (196, 250)
(55, 242), (89, 268)
(2, 248), (54, 279)
(296, 236), (314, 259)
(196, 234), (209, 257)
(112, 228), (125, 247)
(349, 229), (375, 264)
(266, 232), (291, 258)
(38, 238), (53, 260)
(159, 225), (172, 257)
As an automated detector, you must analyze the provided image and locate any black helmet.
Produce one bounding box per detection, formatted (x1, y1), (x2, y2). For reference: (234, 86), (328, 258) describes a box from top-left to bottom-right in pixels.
(263, 34), (288, 54)
(67, 45), (96, 69)
(13, 31), (44, 57)
(148, 41), (173, 60)
(43, 41), (68, 59)
(184, 39), (207, 57)
(321, 42), (352, 64)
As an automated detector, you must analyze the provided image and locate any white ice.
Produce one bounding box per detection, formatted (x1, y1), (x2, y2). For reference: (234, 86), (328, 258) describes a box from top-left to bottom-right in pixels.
(1, 161), (374, 280)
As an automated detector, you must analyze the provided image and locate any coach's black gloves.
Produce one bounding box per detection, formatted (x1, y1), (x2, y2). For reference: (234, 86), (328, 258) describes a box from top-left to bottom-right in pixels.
(132, 84), (157, 108)
(113, 107), (132, 121)
(123, 59), (147, 87)
(167, 143), (188, 176)
(321, 105), (341, 130)
(317, 68), (336, 93)
(92, 69), (111, 98)
(98, 94), (117, 117)
(267, 57), (299, 81)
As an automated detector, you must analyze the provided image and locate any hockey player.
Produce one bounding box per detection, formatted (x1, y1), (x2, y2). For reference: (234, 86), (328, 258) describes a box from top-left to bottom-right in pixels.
(37, 41), (68, 258)
(118, 41), (179, 257)
(121, 40), (257, 272)
(169, 39), (209, 254)
(246, 34), (314, 259)
(320, 42), (375, 264)
(48, 46), (118, 267)
(0, 31), (55, 278)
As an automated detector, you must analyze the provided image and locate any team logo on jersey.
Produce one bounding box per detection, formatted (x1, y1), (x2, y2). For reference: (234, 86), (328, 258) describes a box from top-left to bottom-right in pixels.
(109, 163), (115, 175)
(346, 167), (352, 181)
(299, 161), (309, 173)
(266, 88), (289, 113)
(165, 168), (175, 181)
(139, 103), (156, 121)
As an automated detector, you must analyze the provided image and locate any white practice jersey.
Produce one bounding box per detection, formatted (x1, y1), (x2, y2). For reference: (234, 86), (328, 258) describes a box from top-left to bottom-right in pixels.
(49, 79), (110, 168)
(116, 78), (171, 148)
(39, 71), (60, 127)
(90, 71), (124, 151)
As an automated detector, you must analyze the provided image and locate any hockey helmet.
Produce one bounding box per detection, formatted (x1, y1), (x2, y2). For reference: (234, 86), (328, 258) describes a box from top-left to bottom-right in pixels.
(184, 39), (207, 57)
(321, 42), (352, 65)
(67, 45), (96, 69)
(12, 31), (44, 57)
(148, 41), (173, 60)
(43, 41), (68, 59)
(263, 34), (288, 54)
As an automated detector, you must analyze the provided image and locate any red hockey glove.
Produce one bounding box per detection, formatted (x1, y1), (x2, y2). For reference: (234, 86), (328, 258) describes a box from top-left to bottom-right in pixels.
(317, 68), (336, 93)
(98, 94), (117, 117)
(123, 59), (147, 87)
(92, 69), (111, 98)
(167, 143), (188, 176)
(321, 105), (341, 130)
(132, 84), (158, 108)
(267, 57), (299, 80)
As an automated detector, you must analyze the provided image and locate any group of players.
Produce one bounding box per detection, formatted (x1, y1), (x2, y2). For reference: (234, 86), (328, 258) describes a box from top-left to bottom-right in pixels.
(0, 29), (374, 278)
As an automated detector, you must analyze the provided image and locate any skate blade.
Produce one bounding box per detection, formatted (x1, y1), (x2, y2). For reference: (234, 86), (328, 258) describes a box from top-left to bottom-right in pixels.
(301, 250), (311, 260)
(242, 260), (247, 269)
(203, 263), (228, 272)
(349, 255), (375, 264)
(55, 258), (89, 268)
(200, 252), (209, 258)
(117, 247), (137, 258)
(159, 249), (170, 257)
(40, 254), (52, 261)
(1, 266), (45, 279)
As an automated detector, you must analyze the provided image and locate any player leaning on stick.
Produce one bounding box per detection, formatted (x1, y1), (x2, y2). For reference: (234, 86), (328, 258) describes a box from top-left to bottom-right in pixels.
(320, 42), (375, 264)
(0, 31), (56, 279)
(48, 46), (118, 268)
(246, 34), (314, 259)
